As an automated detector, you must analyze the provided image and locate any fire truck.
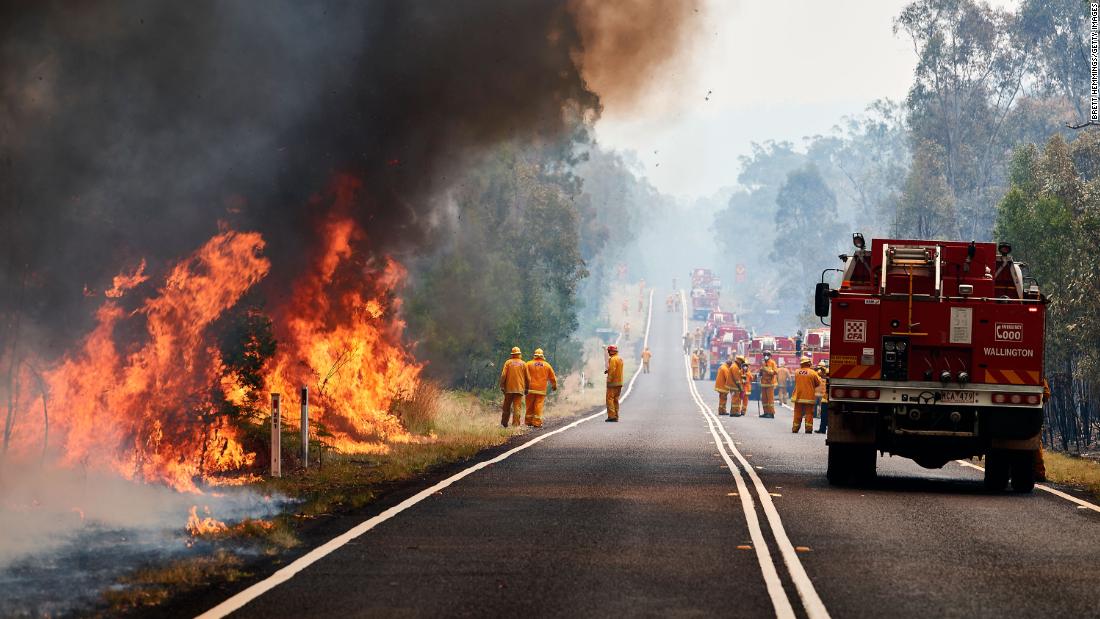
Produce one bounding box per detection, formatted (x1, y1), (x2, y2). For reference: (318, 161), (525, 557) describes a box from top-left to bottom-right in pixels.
(708, 321), (750, 379)
(803, 327), (830, 367)
(690, 268), (722, 320)
(816, 234), (1045, 492)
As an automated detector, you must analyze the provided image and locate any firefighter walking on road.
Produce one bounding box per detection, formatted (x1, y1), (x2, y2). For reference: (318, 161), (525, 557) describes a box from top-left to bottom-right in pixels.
(605, 345), (624, 422)
(714, 356), (734, 415)
(814, 363), (830, 433)
(524, 349), (557, 428)
(690, 349), (701, 380)
(642, 346), (652, 373)
(499, 347), (529, 428)
(791, 357), (821, 433)
(759, 352), (777, 418)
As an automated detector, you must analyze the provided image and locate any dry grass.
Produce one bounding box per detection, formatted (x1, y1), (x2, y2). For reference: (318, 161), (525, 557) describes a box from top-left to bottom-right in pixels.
(389, 379), (444, 435)
(102, 550), (247, 612)
(1044, 451), (1100, 498)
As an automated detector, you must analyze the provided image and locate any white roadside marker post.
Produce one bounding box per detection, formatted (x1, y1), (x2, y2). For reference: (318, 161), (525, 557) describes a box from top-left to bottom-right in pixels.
(271, 393), (281, 478)
(301, 386), (309, 469)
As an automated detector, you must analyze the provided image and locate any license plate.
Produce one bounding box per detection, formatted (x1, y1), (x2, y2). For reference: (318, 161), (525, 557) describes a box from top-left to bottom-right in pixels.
(939, 391), (977, 404)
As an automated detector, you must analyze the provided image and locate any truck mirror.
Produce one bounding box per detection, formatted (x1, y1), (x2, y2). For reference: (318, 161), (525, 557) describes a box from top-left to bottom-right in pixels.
(814, 282), (831, 317)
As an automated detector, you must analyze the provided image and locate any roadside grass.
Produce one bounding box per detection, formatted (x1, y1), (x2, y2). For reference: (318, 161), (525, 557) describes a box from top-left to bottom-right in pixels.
(102, 550), (248, 613)
(1043, 451), (1100, 498)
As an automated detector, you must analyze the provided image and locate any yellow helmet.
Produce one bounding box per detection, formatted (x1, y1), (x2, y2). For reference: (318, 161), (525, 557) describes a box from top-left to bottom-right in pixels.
(510, 346), (522, 356)
(800, 356), (813, 366)
(735, 355), (746, 363)
(533, 348), (545, 358)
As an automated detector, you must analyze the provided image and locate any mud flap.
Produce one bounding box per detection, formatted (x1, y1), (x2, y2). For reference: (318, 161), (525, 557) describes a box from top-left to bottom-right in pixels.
(826, 410), (876, 445)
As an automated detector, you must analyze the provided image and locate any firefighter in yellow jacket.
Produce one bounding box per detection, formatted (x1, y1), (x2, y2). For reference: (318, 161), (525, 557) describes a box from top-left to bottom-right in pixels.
(524, 349), (557, 428)
(605, 345), (624, 422)
(791, 357), (822, 433)
(714, 357), (734, 415)
(728, 356), (745, 417)
(499, 347), (529, 427)
(642, 347), (652, 373)
(737, 356), (753, 416)
(758, 351), (778, 418)
(690, 350), (701, 380)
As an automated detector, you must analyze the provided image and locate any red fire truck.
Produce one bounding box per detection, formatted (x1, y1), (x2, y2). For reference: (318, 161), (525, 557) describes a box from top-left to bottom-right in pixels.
(816, 235), (1045, 492)
(708, 322), (750, 379)
(803, 327), (830, 367)
(690, 268), (722, 320)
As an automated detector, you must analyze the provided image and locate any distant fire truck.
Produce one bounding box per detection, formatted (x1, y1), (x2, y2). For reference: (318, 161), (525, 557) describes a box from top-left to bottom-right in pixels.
(708, 318), (752, 378)
(803, 327), (830, 367)
(816, 234), (1045, 492)
(690, 268), (722, 320)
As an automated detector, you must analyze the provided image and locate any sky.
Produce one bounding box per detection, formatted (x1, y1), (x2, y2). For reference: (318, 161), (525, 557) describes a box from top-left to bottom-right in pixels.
(594, 0), (1016, 200)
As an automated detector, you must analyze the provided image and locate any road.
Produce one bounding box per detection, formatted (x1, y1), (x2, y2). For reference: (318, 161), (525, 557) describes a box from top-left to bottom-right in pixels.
(200, 289), (1100, 618)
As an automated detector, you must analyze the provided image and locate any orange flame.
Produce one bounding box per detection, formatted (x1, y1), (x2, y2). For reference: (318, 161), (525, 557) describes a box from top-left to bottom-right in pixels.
(186, 505), (228, 536)
(27, 231), (268, 492)
(259, 175), (421, 452)
(9, 175), (424, 492)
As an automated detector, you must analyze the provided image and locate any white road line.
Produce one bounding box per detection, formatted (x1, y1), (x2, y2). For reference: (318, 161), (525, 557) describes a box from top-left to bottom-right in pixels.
(681, 291), (829, 619)
(684, 351), (795, 619)
(956, 459), (1100, 513)
(199, 291), (656, 618)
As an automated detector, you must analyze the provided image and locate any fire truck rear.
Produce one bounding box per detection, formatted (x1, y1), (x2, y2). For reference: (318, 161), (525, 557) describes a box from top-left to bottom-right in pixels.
(815, 234), (1046, 492)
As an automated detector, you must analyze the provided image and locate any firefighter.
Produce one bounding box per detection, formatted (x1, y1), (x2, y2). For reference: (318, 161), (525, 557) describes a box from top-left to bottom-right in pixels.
(791, 357), (821, 433)
(638, 296), (644, 313)
(737, 356), (752, 416)
(814, 364), (829, 433)
(623, 321), (631, 341)
(642, 346), (652, 374)
(728, 355), (745, 417)
(605, 345), (624, 422)
(776, 363), (791, 406)
(499, 346), (529, 427)
(714, 356), (733, 415)
(683, 332), (692, 355)
(690, 349), (700, 380)
(622, 299), (629, 316)
(812, 363), (827, 421)
(694, 327), (703, 349)
(759, 351), (778, 418)
(524, 349), (557, 428)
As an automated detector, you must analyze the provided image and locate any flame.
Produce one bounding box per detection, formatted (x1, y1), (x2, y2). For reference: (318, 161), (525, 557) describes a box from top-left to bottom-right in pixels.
(104, 258), (148, 298)
(19, 231), (269, 492)
(259, 175), (421, 452)
(8, 175), (423, 492)
(186, 505), (228, 536)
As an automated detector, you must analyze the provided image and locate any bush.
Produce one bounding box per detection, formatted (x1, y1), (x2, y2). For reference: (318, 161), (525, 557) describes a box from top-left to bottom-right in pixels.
(389, 380), (442, 435)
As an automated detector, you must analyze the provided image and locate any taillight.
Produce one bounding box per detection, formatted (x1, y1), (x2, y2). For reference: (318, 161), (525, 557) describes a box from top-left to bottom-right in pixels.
(831, 387), (879, 400)
(992, 392), (1042, 406)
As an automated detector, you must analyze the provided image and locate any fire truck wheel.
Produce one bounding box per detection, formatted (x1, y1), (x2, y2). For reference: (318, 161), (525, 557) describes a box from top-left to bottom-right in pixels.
(853, 446), (877, 484)
(1009, 451), (1037, 493)
(826, 444), (851, 486)
(983, 450), (1010, 492)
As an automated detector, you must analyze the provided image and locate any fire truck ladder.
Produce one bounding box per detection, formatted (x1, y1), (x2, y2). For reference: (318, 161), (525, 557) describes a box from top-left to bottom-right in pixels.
(880, 244), (940, 336)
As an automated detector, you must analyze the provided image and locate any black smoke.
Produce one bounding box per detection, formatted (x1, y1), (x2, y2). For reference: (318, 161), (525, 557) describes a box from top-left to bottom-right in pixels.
(1, 1), (594, 348)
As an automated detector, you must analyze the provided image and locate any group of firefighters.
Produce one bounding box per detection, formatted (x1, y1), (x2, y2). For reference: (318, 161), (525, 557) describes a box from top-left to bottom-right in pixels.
(498, 346), (559, 428)
(707, 350), (831, 432)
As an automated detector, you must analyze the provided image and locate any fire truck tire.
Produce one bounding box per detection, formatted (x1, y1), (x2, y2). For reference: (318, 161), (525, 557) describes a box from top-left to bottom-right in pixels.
(1009, 451), (1036, 493)
(826, 444), (851, 486)
(853, 446), (877, 483)
(983, 450), (1010, 491)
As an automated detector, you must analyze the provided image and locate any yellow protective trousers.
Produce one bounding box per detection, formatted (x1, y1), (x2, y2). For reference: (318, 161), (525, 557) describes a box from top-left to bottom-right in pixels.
(761, 386), (775, 415)
(736, 390), (748, 415)
(524, 393), (545, 427)
(502, 393), (524, 427)
(793, 403), (814, 432)
(717, 391), (728, 414)
(606, 386), (622, 420)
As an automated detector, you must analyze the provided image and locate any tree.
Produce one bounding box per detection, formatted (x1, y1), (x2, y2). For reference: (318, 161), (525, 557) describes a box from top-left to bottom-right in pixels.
(771, 164), (844, 321)
(895, 141), (959, 238)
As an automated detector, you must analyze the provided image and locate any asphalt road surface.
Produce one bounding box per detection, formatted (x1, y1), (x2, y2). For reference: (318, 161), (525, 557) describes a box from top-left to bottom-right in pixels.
(201, 290), (1100, 618)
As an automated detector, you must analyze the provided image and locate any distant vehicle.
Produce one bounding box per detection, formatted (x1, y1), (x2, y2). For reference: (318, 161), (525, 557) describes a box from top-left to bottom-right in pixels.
(691, 288), (719, 321)
(803, 327), (830, 367)
(817, 234), (1046, 492)
(707, 322), (750, 379)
